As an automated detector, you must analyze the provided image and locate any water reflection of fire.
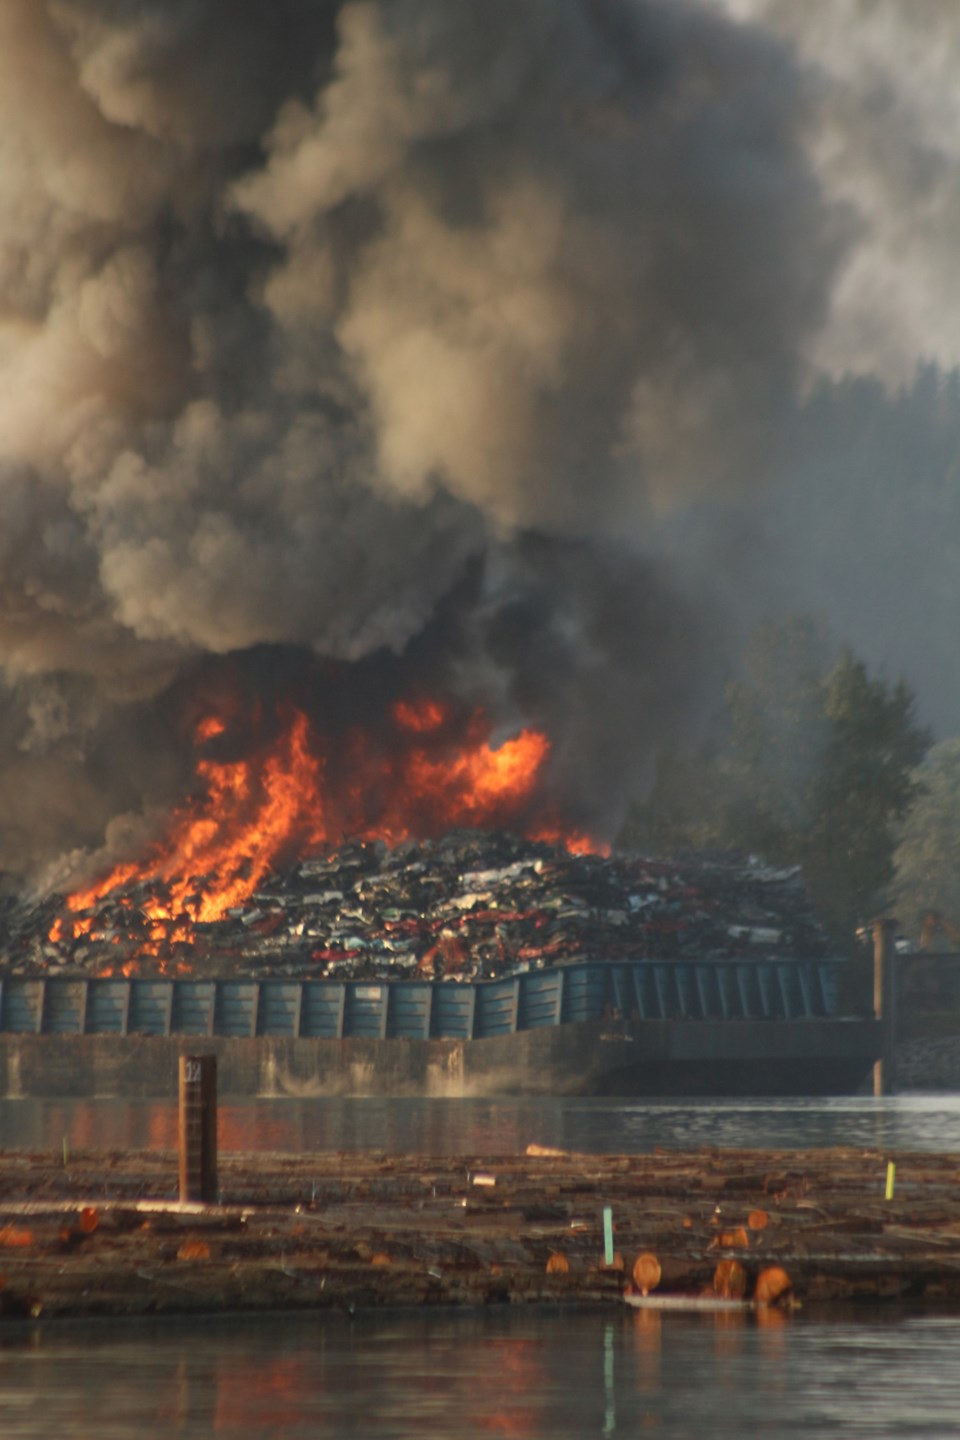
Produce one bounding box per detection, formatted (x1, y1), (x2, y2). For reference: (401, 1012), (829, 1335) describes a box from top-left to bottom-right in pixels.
(53, 696), (607, 965)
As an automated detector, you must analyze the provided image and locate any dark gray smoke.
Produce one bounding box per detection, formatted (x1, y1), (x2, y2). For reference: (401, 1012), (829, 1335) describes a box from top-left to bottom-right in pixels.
(0, 0), (879, 880)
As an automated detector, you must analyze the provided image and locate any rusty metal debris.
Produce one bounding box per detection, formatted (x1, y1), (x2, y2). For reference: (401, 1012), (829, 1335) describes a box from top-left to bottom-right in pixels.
(0, 833), (832, 983)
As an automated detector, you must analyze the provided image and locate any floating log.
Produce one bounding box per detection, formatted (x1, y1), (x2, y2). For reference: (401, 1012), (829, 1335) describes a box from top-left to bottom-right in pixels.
(1, 1146), (959, 1318)
(625, 1294), (754, 1313)
(632, 1253), (662, 1295)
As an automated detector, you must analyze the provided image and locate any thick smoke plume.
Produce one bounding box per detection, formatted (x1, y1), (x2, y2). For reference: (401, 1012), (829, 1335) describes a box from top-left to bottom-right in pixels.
(717, 0), (960, 385)
(0, 0), (888, 881)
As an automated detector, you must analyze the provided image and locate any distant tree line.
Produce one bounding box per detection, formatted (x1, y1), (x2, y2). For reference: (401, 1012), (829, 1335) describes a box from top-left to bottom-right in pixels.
(619, 615), (935, 952)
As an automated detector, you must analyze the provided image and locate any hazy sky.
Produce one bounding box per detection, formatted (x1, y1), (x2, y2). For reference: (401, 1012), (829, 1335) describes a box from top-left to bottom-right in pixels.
(715, 0), (960, 383)
(703, 0), (960, 732)
(0, 0), (958, 878)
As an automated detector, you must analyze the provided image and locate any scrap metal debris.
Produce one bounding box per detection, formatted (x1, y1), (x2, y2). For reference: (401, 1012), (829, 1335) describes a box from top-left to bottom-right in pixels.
(0, 832), (832, 981)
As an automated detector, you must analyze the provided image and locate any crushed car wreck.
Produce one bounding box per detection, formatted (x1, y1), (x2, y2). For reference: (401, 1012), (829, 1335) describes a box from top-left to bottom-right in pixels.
(2, 832), (832, 984)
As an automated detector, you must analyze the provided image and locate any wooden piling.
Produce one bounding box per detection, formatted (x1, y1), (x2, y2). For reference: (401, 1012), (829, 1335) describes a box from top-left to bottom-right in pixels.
(873, 919), (898, 1096)
(178, 1054), (217, 1203)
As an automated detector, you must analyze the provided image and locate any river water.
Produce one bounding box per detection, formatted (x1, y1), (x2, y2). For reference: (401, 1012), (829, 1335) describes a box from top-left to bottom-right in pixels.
(4, 1094), (960, 1437)
(3, 1306), (960, 1438)
(5, 1092), (960, 1155)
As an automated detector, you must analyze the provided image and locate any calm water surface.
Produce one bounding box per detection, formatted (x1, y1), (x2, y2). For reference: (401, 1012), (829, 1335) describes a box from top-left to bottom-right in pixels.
(3, 1307), (960, 1438)
(4, 1093), (960, 1155)
(5, 1096), (960, 1437)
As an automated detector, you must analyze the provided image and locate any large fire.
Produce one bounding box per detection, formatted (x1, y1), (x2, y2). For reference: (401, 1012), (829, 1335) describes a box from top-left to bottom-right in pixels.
(54, 697), (606, 961)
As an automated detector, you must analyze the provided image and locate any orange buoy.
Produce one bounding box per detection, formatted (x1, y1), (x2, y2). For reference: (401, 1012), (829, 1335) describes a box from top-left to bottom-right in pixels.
(546, 1252), (570, 1274)
(748, 1209), (769, 1231)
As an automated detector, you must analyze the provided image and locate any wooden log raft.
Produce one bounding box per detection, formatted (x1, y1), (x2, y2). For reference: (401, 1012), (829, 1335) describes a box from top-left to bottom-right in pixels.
(2, 1146), (960, 1319)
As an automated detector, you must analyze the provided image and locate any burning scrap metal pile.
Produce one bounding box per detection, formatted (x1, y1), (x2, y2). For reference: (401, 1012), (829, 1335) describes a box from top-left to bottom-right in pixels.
(0, 688), (833, 981)
(0, 0), (895, 1013)
(0, 0), (940, 1019)
(0, 0), (856, 918)
(3, 831), (830, 982)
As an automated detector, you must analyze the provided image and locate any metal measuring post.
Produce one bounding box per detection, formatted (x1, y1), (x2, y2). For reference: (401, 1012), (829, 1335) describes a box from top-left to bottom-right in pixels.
(178, 1054), (218, 1203)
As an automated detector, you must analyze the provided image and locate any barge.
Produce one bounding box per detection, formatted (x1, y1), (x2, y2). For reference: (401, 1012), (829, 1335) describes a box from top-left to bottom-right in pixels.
(0, 958), (880, 1097)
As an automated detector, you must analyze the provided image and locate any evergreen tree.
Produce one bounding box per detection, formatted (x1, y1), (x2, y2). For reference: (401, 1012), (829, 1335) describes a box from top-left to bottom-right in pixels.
(891, 739), (960, 940)
(621, 616), (930, 944)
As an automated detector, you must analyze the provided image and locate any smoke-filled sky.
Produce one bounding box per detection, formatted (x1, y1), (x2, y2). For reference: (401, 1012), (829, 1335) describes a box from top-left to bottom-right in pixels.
(1, 0), (959, 881)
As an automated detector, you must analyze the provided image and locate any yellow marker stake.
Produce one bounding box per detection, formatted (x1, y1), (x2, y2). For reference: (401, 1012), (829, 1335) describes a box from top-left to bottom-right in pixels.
(885, 1161), (896, 1200)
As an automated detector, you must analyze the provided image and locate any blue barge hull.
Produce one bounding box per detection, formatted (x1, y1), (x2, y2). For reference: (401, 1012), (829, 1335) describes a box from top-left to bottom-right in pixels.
(0, 960), (881, 1097)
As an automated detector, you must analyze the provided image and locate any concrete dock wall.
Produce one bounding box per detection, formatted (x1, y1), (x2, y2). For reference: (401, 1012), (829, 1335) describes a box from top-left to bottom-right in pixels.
(0, 1016), (881, 1098)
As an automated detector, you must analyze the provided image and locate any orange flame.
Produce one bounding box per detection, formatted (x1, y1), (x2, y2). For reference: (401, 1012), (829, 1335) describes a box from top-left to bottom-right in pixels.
(60, 695), (607, 952)
(68, 707), (325, 927)
(392, 697), (446, 733)
(195, 715), (227, 742)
